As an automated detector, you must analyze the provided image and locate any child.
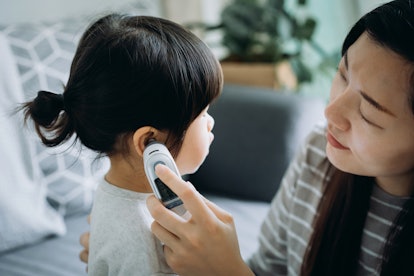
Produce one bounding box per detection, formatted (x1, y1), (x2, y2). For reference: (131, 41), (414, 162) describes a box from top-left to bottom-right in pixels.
(22, 14), (222, 275)
(145, 1), (414, 275)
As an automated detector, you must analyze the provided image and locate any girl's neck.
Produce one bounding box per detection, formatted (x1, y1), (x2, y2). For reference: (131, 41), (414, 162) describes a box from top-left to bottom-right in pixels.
(105, 155), (153, 193)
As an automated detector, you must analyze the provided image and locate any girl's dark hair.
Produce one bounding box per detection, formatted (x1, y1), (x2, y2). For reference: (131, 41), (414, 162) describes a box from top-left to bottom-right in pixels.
(301, 1), (414, 275)
(22, 14), (223, 156)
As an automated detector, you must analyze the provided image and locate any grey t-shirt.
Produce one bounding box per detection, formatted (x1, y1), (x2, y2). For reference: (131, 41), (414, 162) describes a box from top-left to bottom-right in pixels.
(88, 179), (176, 275)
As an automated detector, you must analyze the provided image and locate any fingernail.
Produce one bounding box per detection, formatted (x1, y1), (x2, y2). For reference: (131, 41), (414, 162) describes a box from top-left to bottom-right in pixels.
(154, 163), (166, 174)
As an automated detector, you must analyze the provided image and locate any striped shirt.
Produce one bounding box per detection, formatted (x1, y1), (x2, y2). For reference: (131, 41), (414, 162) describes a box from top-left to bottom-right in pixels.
(247, 122), (412, 276)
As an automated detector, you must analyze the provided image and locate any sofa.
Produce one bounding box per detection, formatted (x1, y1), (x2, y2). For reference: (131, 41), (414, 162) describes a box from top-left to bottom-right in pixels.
(0, 9), (325, 275)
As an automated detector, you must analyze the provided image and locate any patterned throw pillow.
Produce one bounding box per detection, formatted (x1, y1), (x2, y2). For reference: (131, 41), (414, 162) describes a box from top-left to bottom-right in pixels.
(0, 18), (110, 217)
(1, 0), (161, 217)
(0, 1), (160, 252)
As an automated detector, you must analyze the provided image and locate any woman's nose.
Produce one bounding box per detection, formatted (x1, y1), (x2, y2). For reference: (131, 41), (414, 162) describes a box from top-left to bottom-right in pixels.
(324, 92), (352, 132)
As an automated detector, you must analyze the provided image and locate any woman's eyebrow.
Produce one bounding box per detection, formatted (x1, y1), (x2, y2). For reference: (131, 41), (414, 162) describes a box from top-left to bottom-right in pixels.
(360, 91), (396, 117)
(345, 50), (396, 117)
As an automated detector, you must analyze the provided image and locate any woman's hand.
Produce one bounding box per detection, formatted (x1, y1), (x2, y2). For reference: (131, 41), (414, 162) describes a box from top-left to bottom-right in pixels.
(146, 164), (254, 276)
(79, 231), (89, 263)
(79, 215), (90, 272)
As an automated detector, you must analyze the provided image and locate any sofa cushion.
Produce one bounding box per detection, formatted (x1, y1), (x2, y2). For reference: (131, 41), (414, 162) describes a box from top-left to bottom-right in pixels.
(190, 84), (325, 202)
(0, 18), (110, 220)
(0, 212), (90, 275)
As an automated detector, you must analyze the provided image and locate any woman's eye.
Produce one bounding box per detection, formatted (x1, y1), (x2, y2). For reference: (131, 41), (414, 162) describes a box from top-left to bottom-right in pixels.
(359, 109), (370, 123)
(339, 70), (347, 82)
(359, 108), (383, 129)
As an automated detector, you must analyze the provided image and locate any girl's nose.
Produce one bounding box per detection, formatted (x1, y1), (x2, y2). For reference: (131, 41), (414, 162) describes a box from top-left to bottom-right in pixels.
(207, 114), (215, 132)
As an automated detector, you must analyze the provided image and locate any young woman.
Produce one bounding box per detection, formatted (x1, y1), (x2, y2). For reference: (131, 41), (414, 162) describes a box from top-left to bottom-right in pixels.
(146, 1), (414, 275)
(22, 14), (222, 275)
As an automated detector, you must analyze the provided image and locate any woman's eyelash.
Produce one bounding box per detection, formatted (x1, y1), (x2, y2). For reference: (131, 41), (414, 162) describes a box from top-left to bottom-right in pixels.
(359, 108), (383, 129)
(359, 109), (371, 123)
(339, 70), (347, 81)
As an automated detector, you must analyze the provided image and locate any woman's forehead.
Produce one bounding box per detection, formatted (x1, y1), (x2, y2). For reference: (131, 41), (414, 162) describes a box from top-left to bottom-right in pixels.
(345, 33), (413, 117)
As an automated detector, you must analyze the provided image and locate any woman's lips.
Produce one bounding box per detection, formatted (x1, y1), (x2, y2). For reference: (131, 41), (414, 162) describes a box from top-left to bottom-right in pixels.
(326, 132), (349, 150)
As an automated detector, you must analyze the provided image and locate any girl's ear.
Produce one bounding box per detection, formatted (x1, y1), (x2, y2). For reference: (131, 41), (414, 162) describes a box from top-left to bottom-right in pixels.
(132, 126), (157, 157)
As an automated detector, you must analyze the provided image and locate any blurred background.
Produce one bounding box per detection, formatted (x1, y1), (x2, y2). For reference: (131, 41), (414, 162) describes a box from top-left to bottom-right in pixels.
(0, 2), (393, 273)
(0, 0), (388, 98)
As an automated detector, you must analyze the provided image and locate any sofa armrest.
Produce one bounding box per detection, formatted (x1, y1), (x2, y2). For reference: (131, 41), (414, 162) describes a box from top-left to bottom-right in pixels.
(189, 84), (325, 202)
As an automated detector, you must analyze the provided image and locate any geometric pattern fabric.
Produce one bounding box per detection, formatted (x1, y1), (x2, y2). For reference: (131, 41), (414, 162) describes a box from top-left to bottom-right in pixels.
(0, 0), (158, 216)
(1, 18), (107, 216)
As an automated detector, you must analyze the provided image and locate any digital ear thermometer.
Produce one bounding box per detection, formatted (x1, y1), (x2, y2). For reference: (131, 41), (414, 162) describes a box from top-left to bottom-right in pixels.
(143, 141), (187, 216)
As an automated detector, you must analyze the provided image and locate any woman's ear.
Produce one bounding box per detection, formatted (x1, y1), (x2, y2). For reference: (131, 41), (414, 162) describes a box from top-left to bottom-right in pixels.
(132, 126), (156, 157)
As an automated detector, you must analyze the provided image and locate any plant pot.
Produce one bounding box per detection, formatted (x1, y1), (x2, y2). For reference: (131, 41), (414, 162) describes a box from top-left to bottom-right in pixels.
(220, 61), (297, 91)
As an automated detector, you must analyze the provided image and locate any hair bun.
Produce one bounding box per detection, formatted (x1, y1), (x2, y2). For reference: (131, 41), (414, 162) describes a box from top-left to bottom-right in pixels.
(37, 90), (64, 109)
(31, 90), (65, 127)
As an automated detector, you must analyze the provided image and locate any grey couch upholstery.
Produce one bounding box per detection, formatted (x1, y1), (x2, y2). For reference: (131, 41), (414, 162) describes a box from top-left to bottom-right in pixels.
(192, 84), (325, 202)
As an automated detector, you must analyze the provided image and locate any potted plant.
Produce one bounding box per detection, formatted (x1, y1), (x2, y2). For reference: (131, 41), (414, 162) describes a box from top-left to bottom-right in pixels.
(188, 0), (338, 91)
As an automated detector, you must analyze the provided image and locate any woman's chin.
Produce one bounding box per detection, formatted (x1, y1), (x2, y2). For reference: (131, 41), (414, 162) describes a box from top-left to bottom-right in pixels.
(326, 146), (349, 172)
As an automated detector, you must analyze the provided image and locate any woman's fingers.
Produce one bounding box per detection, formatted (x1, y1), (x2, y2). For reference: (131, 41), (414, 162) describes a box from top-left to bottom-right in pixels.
(79, 216), (91, 271)
(204, 198), (235, 224)
(147, 197), (180, 242)
(79, 231), (90, 253)
(148, 164), (235, 240)
(147, 194), (186, 233)
(79, 231), (90, 265)
(153, 164), (214, 220)
(79, 249), (89, 263)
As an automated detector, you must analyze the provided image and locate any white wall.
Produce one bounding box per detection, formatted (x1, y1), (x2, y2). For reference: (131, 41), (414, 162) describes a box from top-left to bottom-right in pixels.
(159, 0), (229, 25)
(356, 0), (389, 17)
(160, 0), (202, 24)
(0, 0), (161, 25)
